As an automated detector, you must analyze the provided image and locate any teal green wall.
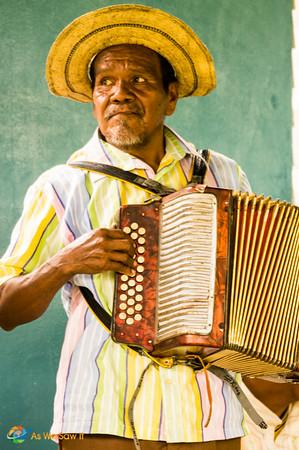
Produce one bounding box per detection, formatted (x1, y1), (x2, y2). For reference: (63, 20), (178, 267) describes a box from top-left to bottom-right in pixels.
(0, 1), (292, 448)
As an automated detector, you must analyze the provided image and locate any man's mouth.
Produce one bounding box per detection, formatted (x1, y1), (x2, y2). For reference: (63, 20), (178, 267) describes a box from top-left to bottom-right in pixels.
(105, 108), (143, 120)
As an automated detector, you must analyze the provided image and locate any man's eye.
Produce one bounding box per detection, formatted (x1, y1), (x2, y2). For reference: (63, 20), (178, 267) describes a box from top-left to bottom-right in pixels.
(101, 78), (113, 86)
(133, 76), (145, 83)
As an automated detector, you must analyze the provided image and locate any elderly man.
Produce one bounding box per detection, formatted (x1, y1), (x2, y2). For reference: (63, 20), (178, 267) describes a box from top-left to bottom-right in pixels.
(0, 4), (297, 450)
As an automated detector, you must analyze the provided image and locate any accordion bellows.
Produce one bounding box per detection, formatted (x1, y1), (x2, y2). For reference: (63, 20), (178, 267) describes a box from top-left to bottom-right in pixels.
(112, 186), (299, 377)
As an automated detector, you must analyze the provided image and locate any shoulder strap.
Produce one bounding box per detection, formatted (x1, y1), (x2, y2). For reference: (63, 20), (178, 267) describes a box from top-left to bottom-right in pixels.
(79, 286), (112, 331)
(68, 161), (175, 196)
(191, 149), (210, 184)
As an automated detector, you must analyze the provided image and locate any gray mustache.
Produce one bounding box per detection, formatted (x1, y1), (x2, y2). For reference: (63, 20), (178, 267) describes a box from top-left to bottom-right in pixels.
(105, 106), (143, 120)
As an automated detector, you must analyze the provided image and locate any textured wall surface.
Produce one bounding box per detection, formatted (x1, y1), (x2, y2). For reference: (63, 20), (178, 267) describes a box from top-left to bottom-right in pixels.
(0, 0), (292, 448)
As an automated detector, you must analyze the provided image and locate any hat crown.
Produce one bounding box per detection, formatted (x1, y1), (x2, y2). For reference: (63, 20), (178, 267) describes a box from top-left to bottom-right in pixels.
(46, 3), (216, 102)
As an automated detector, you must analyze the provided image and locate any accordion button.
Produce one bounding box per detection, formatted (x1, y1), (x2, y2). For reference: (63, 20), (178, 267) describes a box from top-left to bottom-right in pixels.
(121, 284), (128, 291)
(120, 294), (127, 301)
(119, 312), (127, 320)
(135, 304), (142, 311)
(121, 275), (129, 282)
(128, 279), (136, 287)
(137, 256), (145, 264)
(136, 274), (144, 282)
(127, 307), (135, 315)
(138, 237), (145, 245)
(123, 227), (131, 234)
(127, 298), (135, 306)
(134, 314), (142, 321)
(137, 265), (144, 273)
(119, 303), (127, 310)
(136, 294), (143, 302)
(128, 288), (135, 296)
(137, 247), (145, 254)
(136, 285), (143, 292)
(131, 232), (138, 240)
(138, 227), (146, 235)
(131, 222), (139, 230)
(126, 318), (134, 325)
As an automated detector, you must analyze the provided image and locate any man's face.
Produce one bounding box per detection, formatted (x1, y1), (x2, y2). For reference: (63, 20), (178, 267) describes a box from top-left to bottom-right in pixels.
(92, 44), (178, 149)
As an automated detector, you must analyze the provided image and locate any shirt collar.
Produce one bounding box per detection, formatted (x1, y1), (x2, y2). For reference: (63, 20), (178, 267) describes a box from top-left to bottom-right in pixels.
(69, 125), (196, 172)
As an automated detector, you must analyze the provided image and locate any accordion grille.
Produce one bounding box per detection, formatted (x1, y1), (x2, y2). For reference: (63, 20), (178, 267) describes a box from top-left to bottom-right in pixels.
(156, 193), (217, 342)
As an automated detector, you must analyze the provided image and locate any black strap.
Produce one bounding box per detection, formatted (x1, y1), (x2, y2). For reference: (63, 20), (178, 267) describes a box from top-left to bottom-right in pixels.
(192, 149), (210, 184)
(69, 161), (175, 196)
(79, 286), (111, 330)
(69, 149), (210, 196)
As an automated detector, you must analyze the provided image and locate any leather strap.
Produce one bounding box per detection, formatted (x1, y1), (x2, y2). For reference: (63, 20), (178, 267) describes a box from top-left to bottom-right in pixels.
(191, 149), (210, 184)
(69, 161), (175, 196)
(79, 286), (111, 331)
(69, 149), (210, 196)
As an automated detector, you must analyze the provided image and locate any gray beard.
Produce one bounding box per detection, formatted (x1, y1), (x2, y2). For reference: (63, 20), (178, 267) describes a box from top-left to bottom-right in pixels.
(103, 119), (147, 149)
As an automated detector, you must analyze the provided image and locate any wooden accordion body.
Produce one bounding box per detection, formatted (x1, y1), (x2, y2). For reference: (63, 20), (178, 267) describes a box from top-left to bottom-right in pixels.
(112, 186), (299, 378)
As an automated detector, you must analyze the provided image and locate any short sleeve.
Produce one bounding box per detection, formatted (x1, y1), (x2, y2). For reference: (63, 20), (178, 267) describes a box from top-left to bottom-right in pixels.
(0, 174), (64, 286)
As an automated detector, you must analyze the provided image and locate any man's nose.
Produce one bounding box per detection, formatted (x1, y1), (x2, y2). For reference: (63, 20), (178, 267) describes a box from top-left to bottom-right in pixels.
(110, 80), (134, 103)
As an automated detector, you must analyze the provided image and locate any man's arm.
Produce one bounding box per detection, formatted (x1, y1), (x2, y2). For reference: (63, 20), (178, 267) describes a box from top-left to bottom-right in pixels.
(0, 228), (135, 331)
(244, 376), (299, 416)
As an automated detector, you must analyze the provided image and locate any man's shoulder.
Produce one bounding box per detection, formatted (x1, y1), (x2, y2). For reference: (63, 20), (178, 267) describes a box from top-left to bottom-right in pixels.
(29, 164), (85, 194)
(207, 150), (251, 192)
(209, 149), (239, 167)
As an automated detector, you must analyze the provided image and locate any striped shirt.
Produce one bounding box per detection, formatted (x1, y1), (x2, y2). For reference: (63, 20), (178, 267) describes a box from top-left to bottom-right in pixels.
(0, 126), (251, 442)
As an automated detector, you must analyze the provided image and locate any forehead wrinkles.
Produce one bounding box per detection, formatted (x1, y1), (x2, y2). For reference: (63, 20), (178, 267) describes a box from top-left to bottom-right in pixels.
(93, 46), (162, 78)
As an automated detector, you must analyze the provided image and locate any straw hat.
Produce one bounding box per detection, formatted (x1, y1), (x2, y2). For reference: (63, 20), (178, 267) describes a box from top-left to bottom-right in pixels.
(46, 4), (216, 102)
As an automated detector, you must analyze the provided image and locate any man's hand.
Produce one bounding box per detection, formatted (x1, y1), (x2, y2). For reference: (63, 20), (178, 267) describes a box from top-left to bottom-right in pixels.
(59, 228), (136, 277)
(0, 227), (135, 330)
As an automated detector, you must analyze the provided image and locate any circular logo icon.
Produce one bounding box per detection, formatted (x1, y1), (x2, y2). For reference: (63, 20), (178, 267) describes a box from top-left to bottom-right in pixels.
(7, 425), (28, 444)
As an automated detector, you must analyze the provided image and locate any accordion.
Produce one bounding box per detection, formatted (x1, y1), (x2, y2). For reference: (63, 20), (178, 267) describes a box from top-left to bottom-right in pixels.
(112, 185), (299, 378)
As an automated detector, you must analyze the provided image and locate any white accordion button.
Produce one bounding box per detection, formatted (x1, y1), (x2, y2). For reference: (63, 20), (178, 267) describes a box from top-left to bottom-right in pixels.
(136, 274), (144, 282)
(127, 298), (135, 306)
(119, 312), (127, 320)
(135, 285), (143, 292)
(123, 226), (131, 234)
(137, 247), (145, 254)
(137, 256), (145, 264)
(128, 288), (135, 296)
(138, 227), (146, 235)
(121, 275), (129, 281)
(131, 232), (138, 240)
(128, 279), (136, 287)
(137, 265), (144, 273)
(134, 314), (142, 321)
(135, 294), (143, 302)
(120, 294), (127, 301)
(138, 237), (145, 245)
(135, 304), (142, 311)
(126, 318), (134, 325)
(121, 284), (128, 291)
(131, 222), (139, 230)
(127, 307), (135, 315)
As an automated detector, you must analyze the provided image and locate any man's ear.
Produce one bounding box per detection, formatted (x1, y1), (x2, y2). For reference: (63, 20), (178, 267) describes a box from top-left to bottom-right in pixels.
(165, 82), (179, 116)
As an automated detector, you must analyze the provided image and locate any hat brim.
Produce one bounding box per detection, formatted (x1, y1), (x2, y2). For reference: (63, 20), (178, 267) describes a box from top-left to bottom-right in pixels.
(46, 4), (216, 102)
